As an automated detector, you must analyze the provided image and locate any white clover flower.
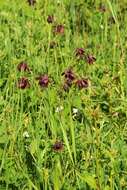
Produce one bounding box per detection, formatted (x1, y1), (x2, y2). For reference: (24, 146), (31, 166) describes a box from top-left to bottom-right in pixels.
(55, 106), (64, 113)
(72, 108), (78, 114)
(23, 131), (30, 138)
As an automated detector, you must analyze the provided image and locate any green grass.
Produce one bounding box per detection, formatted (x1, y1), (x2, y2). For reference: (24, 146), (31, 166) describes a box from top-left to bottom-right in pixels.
(0, 0), (127, 189)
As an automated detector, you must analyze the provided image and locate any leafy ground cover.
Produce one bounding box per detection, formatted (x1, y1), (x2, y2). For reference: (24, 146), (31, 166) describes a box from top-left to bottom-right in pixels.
(0, 0), (127, 189)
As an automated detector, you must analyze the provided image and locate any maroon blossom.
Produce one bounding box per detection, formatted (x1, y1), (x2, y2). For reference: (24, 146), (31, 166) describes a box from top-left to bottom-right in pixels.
(63, 79), (73, 92)
(53, 24), (64, 34)
(18, 77), (30, 89)
(75, 78), (89, 89)
(52, 141), (63, 152)
(17, 61), (30, 72)
(47, 15), (54, 24)
(86, 54), (96, 64)
(36, 75), (49, 88)
(62, 68), (76, 81)
(27, 0), (36, 6)
(75, 48), (85, 59)
(62, 68), (76, 91)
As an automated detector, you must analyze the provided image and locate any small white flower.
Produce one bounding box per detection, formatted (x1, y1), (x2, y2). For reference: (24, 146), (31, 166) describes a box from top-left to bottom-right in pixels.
(55, 106), (63, 113)
(23, 131), (30, 138)
(100, 24), (104, 29)
(72, 108), (78, 114)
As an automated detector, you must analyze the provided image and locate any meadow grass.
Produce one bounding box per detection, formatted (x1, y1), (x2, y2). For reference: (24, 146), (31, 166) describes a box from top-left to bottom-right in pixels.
(0, 0), (127, 189)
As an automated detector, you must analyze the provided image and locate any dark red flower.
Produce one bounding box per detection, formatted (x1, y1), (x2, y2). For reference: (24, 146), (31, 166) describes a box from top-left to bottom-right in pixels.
(75, 78), (89, 89)
(86, 54), (96, 64)
(18, 77), (30, 89)
(36, 75), (49, 88)
(53, 24), (64, 34)
(27, 0), (36, 6)
(62, 68), (76, 81)
(52, 141), (63, 152)
(62, 68), (76, 92)
(17, 61), (30, 72)
(75, 48), (85, 59)
(47, 15), (54, 24)
(63, 79), (73, 92)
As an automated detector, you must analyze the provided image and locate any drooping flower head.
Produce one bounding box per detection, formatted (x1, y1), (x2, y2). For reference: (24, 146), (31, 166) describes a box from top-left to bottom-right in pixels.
(36, 75), (49, 88)
(62, 68), (76, 81)
(75, 78), (89, 89)
(63, 79), (73, 92)
(17, 61), (30, 72)
(18, 77), (30, 89)
(86, 54), (96, 64)
(53, 24), (64, 34)
(75, 48), (85, 59)
(62, 68), (76, 91)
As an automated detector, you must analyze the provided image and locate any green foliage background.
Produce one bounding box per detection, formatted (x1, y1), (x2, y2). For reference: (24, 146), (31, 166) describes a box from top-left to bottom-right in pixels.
(0, 0), (127, 189)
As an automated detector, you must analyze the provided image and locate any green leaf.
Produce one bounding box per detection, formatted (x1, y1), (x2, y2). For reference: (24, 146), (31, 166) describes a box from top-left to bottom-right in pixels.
(0, 148), (4, 160)
(76, 172), (97, 189)
(104, 186), (110, 190)
(0, 79), (5, 87)
(30, 140), (38, 155)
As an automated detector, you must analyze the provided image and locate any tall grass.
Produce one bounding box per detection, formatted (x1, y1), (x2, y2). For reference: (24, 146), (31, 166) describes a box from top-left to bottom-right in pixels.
(0, 0), (127, 189)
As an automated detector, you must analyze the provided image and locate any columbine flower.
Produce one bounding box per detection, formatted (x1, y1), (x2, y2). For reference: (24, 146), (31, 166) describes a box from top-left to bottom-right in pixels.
(17, 61), (30, 72)
(52, 141), (63, 152)
(55, 106), (64, 113)
(17, 77), (30, 89)
(63, 79), (73, 92)
(23, 131), (30, 138)
(86, 54), (96, 64)
(75, 78), (89, 89)
(62, 68), (76, 92)
(108, 16), (115, 24)
(27, 0), (36, 6)
(62, 68), (76, 81)
(53, 24), (64, 34)
(75, 48), (85, 59)
(47, 15), (54, 24)
(36, 75), (49, 88)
